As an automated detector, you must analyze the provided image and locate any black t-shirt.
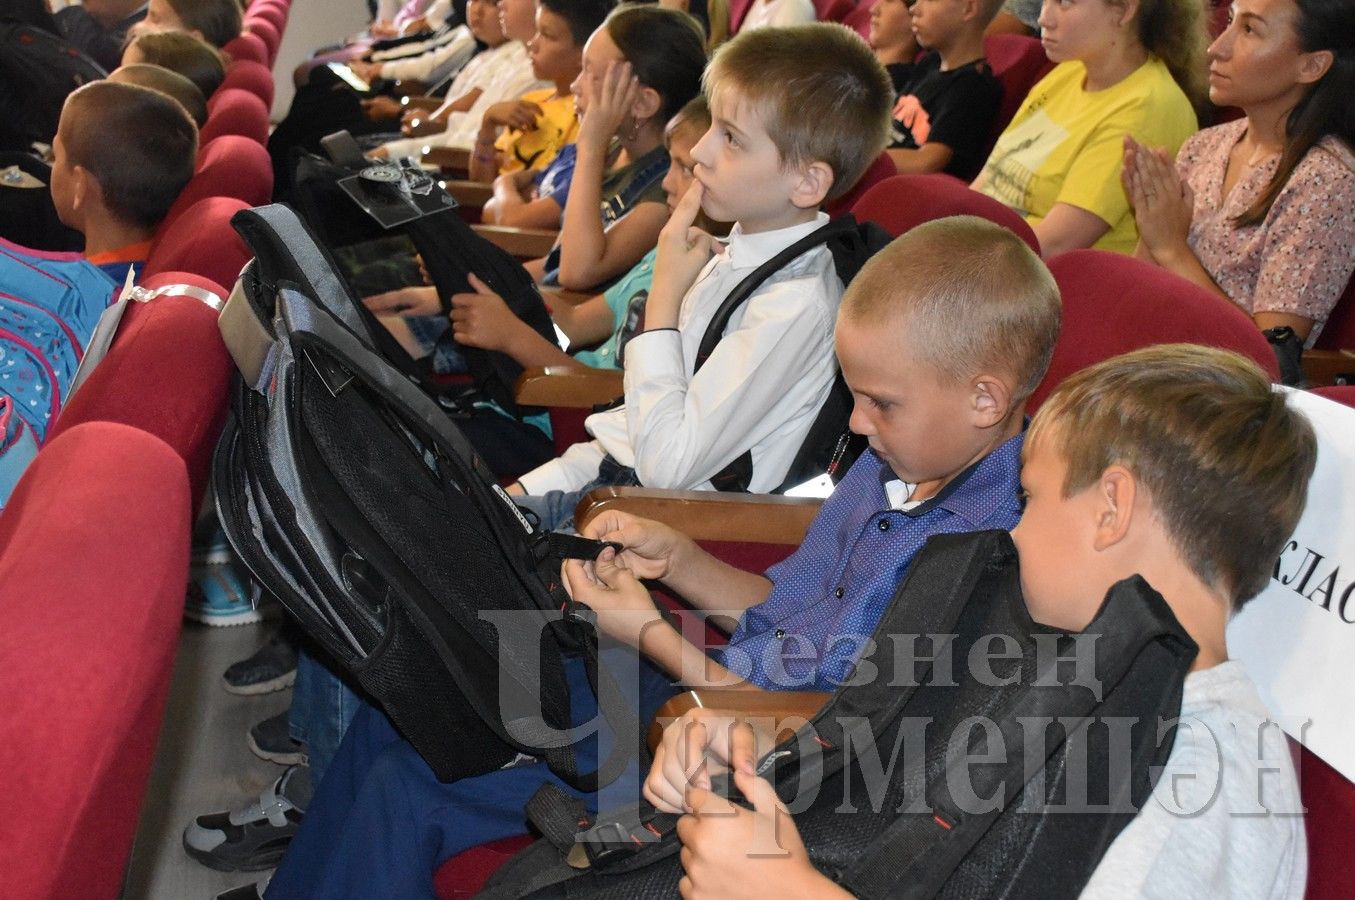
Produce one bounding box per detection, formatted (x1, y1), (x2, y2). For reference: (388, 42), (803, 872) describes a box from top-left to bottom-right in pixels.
(889, 51), (1001, 182)
(885, 61), (916, 96)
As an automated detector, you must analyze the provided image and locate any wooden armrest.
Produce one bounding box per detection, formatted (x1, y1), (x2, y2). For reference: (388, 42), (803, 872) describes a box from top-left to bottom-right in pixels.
(421, 146), (469, 176)
(390, 78), (428, 95)
(472, 224), (559, 260)
(444, 179), (493, 208)
(647, 689), (831, 753)
(1303, 349), (1355, 387)
(514, 366), (623, 407)
(576, 487), (823, 545)
(400, 94), (443, 111)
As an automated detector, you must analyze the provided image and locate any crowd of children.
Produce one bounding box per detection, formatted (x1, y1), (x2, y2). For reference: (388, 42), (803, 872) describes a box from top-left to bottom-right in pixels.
(3, 0), (1354, 898)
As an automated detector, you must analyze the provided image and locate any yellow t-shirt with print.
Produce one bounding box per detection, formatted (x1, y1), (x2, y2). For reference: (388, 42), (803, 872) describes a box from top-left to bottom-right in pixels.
(973, 58), (1197, 255)
(494, 88), (579, 176)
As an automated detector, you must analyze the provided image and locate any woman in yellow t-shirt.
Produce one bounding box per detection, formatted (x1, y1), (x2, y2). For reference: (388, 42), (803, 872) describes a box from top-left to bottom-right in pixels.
(973, 0), (1207, 256)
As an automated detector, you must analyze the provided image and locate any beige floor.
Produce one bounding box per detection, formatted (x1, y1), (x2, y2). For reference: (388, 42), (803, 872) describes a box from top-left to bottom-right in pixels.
(124, 620), (292, 900)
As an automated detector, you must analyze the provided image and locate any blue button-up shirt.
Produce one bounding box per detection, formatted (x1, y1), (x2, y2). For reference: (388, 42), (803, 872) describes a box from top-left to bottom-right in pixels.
(719, 434), (1025, 691)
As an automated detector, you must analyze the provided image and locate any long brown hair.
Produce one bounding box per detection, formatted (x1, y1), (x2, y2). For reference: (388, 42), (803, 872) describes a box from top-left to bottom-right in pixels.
(1234, 0), (1355, 226)
(1134, 0), (1210, 113)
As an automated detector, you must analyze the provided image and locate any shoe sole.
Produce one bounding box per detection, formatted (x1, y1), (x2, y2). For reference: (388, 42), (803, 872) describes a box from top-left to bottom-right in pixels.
(182, 832), (291, 873)
(184, 607), (267, 627)
(222, 668), (297, 696)
(247, 731), (307, 767)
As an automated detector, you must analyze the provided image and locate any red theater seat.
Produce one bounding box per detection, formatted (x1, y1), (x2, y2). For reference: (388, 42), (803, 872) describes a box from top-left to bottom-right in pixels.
(246, 17), (282, 63)
(0, 422), (190, 900)
(1032, 250), (1280, 409)
(148, 196), (252, 288)
(983, 34), (1054, 153)
(221, 59), (275, 108)
(166, 135), (273, 220)
(47, 272), (232, 507)
(202, 88), (270, 145)
(826, 151), (897, 220)
(225, 31), (269, 66)
(1312, 274), (1355, 351)
(852, 172), (1040, 248)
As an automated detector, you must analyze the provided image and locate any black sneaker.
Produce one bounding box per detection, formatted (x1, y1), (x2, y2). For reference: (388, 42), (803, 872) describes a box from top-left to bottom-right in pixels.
(183, 766), (310, 872)
(222, 630), (298, 696)
(247, 711), (307, 766)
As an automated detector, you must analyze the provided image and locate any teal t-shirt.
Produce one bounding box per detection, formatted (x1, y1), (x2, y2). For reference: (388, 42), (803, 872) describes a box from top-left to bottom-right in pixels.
(573, 248), (656, 370)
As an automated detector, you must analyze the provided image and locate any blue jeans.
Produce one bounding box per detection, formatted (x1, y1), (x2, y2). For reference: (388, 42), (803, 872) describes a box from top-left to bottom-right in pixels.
(266, 651), (677, 899)
(288, 649), (364, 785)
(515, 457), (640, 533)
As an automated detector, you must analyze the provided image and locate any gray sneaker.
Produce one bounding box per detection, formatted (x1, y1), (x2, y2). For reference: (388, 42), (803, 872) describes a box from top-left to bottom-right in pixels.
(247, 711), (307, 766)
(222, 630), (298, 696)
(183, 766), (311, 872)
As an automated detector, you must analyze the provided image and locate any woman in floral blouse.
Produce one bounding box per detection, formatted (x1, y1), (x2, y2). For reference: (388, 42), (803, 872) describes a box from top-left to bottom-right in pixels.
(1123, 0), (1354, 346)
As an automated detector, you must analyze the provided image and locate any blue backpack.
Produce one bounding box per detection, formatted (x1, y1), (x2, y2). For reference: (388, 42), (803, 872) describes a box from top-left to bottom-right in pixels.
(0, 238), (118, 444)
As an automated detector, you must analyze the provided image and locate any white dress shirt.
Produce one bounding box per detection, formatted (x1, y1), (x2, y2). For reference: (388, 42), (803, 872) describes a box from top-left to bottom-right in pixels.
(519, 212), (844, 495)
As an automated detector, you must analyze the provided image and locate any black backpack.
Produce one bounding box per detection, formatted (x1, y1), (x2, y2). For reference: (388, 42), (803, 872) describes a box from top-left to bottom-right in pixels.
(698, 215), (892, 494)
(0, 20), (105, 153)
(214, 203), (637, 788)
(287, 149), (557, 421)
(482, 530), (1197, 899)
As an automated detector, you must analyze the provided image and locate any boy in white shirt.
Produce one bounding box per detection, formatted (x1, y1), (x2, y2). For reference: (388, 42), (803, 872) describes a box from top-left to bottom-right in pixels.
(510, 22), (894, 525)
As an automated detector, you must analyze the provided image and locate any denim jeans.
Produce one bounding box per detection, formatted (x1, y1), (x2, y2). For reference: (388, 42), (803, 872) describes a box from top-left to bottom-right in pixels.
(288, 648), (364, 785)
(514, 456), (640, 533)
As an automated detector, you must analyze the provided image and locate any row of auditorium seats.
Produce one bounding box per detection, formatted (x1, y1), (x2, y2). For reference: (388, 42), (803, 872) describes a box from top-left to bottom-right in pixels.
(0, 2), (291, 896)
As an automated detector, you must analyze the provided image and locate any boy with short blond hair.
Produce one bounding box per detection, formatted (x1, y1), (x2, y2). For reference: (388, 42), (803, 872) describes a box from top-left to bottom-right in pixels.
(666, 345), (1312, 900)
(511, 22), (894, 518)
(887, 0), (1003, 179)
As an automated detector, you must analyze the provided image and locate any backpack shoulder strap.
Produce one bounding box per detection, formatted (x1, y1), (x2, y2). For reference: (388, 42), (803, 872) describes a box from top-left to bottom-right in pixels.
(693, 215), (862, 374)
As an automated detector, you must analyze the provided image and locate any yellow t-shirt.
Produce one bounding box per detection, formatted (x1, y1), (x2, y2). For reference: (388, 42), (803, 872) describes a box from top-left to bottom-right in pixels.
(973, 58), (1197, 255)
(494, 88), (579, 176)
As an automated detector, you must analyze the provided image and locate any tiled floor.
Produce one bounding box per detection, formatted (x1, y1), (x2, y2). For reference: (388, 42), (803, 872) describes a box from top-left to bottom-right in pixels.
(124, 621), (291, 900)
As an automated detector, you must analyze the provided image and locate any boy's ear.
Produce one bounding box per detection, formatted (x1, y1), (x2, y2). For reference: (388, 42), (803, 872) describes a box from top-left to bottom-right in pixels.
(69, 164), (97, 217)
(969, 373), (1013, 428)
(1091, 465), (1136, 552)
(790, 161), (834, 210)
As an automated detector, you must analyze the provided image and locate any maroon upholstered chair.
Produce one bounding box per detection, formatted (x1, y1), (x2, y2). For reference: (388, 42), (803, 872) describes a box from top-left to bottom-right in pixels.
(202, 88), (270, 145)
(247, 0), (287, 32)
(851, 172), (1041, 248)
(47, 271), (232, 507)
(246, 17), (282, 64)
(164, 135), (273, 224)
(224, 31), (269, 66)
(0, 421), (190, 900)
(842, 0), (877, 38)
(1312, 274), (1355, 351)
(825, 151), (898, 220)
(1032, 250), (1281, 410)
(147, 196), (252, 289)
(221, 58), (275, 108)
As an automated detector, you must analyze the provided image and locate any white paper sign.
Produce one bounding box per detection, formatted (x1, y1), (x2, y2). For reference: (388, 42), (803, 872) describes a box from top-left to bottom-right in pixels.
(1228, 387), (1355, 781)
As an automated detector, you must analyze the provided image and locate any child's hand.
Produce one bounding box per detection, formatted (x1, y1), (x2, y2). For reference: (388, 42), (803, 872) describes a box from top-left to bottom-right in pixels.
(578, 61), (641, 151)
(349, 60), (382, 83)
(483, 99), (545, 133)
(561, 550), (664, 648)
(677, 769), (838, 900)
(361, 95), (402, 121)
(648, 181), (719, 329)
(363, 285), (440, 317)
(1123, 137), (1194, 264)
(580, 510), (691, 582)
(645, 709), (761, 814)
(449, 274), (522, 351)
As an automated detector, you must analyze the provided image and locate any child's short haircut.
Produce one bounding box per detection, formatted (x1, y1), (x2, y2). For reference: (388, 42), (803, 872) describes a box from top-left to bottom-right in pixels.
(841, 216), (1061, 402)
(164, 0), (242, 48)
(127, 30), (226, 98)
(703, 23), (892, 201)
(110, 63), (209, 128)
(1029, 344), (1317, 607)
(61, 81), (198, 232)
(540, 0), (614, 46)
(665, 95), (710, 144)
(605, 5), (707, 124)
